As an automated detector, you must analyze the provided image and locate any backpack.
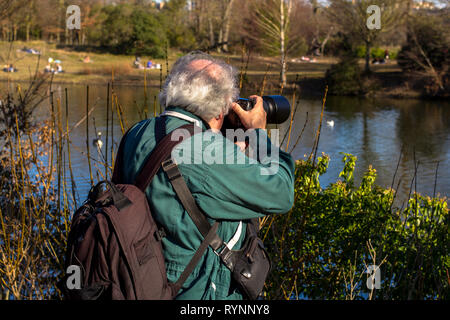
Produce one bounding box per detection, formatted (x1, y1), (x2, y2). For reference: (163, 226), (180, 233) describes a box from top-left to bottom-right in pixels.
(58, 120), (222, 300)
(58, 117), (271, 300)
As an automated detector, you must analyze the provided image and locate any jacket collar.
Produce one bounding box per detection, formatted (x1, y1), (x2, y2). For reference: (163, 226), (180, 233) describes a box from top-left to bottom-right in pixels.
(163, 106), (210, 130)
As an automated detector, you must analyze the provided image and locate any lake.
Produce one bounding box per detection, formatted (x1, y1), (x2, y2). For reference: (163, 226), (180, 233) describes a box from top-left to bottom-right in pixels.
(32, 84), (450, 208)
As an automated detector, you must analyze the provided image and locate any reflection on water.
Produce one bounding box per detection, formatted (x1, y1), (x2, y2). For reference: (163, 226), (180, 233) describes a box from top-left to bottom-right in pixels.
(30, 84), (450, 206)
(280, 96), (450, 206)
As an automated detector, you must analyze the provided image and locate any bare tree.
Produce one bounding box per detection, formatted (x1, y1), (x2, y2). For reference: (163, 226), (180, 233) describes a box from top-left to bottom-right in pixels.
(309, 0), (335, 56)
(327, 0), (409, 73)
(253, 0), (294, 87)
(0, 0), (13, 20)
(217, 0), (236, 52)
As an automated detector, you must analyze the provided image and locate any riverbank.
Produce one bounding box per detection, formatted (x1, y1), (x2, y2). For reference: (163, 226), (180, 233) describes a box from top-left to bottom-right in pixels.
(0, 41), (430, 99)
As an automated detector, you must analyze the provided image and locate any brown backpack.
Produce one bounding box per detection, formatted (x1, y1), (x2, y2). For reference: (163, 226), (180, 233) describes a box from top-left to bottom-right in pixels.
(58, 120), (221, 300)
(59, 117), (271, 300)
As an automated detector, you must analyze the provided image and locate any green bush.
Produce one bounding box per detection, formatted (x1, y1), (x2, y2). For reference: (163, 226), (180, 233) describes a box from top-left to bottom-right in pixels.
(160, 0), (197, 50)
(92, 4), (167, 58)
(355, 46), (393, 59)
(371, 47), (385, 59)
(325, 58), (363, 95)
(398, 14), (449, 73)
(389, 50), (398, 60)
(355, 45), (366, 59)
(264, 153), (449, 300)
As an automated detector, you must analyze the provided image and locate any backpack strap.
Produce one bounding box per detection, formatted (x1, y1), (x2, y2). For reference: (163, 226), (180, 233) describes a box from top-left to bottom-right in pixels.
(112, 117), (227, 297)
(111, 117), (188, 189)
(171, 221), (220, 295)
(162, 158), (224, 252)
(134, 122), (195, 191)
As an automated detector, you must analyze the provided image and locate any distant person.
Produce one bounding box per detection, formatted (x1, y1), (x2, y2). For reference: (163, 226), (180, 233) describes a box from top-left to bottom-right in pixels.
(147, 60), (153, 69)
(44, 64), (53, 73)
(134, 59), (145, 69)
(384, 49), (390, 60)
(300, 56), (310, 62)
(372, 58), (386, 65)
(134, 57), (143, 69)
(3, 64), (17, 72)
(55, 63), (63, 73)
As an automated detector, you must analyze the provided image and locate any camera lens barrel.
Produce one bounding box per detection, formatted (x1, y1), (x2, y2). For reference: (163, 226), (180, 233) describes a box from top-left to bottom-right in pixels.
(262, 95), (291, 124)
(236, 95), (291, 124)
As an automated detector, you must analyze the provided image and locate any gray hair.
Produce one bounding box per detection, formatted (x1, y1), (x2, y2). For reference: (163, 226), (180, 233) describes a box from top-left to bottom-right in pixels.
(159, 51), (240, 121)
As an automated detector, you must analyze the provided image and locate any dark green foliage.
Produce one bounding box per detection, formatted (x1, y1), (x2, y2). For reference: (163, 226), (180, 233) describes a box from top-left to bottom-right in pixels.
(325, 58), (364, 96)
(355, 46), (396, 60)
(160, 0), (197, 50)
(397, 14), (450, 73)
(129, 7), (167, 58)
(92, 4), (167, 58)
(264, 153), (449, 300)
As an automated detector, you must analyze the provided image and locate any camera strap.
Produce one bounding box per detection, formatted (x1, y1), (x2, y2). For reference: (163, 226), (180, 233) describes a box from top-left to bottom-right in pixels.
(162, 158), (224, 252)
(157, 117), (251, 282)
(160, 110), (202, 128)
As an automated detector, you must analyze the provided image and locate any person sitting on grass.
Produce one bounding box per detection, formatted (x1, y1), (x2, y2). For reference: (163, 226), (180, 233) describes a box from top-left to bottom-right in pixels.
(3, 64), (17, 73)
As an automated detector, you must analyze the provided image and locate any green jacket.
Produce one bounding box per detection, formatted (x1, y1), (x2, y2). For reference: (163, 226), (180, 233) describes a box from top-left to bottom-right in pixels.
(119, 107), (295, 300)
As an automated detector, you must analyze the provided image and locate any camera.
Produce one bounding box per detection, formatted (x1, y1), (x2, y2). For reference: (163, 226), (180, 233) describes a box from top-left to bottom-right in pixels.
(223, 95), (291, 130)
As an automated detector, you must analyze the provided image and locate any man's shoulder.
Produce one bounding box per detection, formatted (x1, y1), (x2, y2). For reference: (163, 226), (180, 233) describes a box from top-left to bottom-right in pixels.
(127, 118), (155, 138)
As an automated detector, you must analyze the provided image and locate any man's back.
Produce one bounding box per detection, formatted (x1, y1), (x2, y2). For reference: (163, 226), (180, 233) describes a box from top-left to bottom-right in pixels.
(118, 107), (295, 299)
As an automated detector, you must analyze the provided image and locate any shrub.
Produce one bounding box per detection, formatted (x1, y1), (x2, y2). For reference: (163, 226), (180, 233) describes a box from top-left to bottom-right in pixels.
(325, 58), (364, 95)
(94, 4), (167, 58)
(397, 13), (449, 96)
(264, 153), (449, 300)
(397, 14), (449, 73)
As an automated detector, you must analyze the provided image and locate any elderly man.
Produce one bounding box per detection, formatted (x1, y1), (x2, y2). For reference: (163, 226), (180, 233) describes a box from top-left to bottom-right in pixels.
(116, 51), (295, 300)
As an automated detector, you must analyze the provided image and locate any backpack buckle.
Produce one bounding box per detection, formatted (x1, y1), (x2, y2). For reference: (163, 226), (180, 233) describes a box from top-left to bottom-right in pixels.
(162, 159), (182, 181)
(155, 228), (167, 241)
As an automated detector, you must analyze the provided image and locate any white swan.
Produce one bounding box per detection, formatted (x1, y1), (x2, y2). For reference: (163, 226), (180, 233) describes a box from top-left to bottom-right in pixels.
(93, 132), (103, 150)
(327, 120), (335, 127)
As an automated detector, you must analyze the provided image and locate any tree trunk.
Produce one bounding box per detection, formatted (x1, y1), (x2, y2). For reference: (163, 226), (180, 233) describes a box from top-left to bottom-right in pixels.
(320, 28), (333, 56)
(365, 41), (371, 73)
(280, 0), (291, 88)
(217, 28), (223, 52)
(221, 0), (235, 53)
(208, 17), (215, 48)
(12, 24), (17, 41)
(26, 23), (30, 42)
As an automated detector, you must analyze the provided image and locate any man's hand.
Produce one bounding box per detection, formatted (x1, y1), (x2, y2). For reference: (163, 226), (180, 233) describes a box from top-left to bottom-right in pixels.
(231, 95), (267, 130)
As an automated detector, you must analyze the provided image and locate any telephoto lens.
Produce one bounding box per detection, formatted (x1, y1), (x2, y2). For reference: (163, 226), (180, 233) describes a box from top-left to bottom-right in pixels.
(236, 95), (291, 124)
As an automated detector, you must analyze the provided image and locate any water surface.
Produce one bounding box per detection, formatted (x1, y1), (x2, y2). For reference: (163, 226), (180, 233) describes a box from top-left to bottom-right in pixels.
(30, 84), (450, 207)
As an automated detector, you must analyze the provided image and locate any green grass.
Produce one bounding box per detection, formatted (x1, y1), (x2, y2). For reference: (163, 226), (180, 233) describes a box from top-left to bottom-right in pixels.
(0, 41), (341, 86)
(0, 41), (404, 97)
(0, 41), (175, 86)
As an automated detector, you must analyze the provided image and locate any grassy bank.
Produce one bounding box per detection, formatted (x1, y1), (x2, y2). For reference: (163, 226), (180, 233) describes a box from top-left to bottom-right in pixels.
(0, 41), (175, 86)
(0, 41), (335, 85)
(1, 41), (422, 99)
